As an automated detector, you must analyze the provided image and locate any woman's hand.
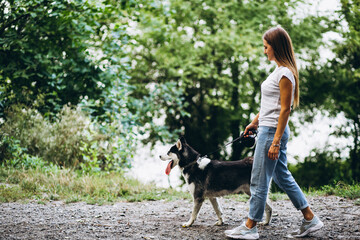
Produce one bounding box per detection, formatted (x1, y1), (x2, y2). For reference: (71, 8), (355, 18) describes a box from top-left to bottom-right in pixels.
(244, 122), (258, 136)
(244, 113), (259, 136)
(268, 144), (280, 160)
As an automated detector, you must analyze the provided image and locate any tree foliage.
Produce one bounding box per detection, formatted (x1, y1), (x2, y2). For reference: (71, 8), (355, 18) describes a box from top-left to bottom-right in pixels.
(332, 0), (360, 181)
(128, 0), (329, 160)
(0, 0), (187, 169)
(0, 0), (107, 116)
(300, 0), (360, 181)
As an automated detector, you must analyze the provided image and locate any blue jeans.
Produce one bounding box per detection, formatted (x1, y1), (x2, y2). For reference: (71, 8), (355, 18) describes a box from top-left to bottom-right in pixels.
(248, 125), (308, 222)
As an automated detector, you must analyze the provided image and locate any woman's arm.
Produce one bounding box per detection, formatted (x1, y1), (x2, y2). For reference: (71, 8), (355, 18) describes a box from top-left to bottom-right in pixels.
(268, 77), (293, 160)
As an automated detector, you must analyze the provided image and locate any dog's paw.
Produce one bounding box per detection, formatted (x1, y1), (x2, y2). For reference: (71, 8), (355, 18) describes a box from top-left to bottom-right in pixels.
(259, 217), (271, 226)
(214, 219), (224, 226)
(182, 220), (194, 228)
(259, 221), (270, 226)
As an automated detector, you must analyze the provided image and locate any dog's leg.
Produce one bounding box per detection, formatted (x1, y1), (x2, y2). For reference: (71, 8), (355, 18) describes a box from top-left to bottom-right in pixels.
(209, 197), (224, 226)
(260, 180), (273, 226)
(262, 200), (273, 225)
(262, 179), (273, 225)
(182, 198), (204, 227)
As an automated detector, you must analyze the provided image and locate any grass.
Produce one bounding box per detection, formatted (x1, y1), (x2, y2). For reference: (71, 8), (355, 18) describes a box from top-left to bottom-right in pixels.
(0, 166), (190, 204)
(319, 182), (360, 199)
(0, 166), (359, 205)
(224, 193), (250, 202)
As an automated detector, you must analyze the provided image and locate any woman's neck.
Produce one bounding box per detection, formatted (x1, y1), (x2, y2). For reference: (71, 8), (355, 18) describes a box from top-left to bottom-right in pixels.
(275, 60), (283, 67)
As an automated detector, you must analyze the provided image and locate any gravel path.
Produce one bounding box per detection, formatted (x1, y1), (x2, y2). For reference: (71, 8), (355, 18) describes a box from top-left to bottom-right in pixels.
(0, 196), (359, 239)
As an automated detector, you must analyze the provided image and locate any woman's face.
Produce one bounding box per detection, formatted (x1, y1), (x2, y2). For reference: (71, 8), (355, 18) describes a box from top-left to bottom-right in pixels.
(263, 39), (276, 62)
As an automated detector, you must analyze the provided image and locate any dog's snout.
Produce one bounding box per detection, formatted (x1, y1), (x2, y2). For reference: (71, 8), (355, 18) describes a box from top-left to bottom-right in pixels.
(160, 155), (172, 161)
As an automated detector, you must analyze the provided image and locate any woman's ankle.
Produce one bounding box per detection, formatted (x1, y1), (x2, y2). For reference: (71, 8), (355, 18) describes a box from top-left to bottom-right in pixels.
(246, 218), (257, 229)
(301, 207), (314, 221)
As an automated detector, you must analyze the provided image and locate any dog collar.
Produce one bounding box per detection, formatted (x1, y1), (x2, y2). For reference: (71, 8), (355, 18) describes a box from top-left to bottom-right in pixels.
(182, 154), (202, 169)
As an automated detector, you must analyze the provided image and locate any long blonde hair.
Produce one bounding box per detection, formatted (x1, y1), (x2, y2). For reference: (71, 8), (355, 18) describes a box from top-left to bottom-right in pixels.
(263, 27), (300, 108)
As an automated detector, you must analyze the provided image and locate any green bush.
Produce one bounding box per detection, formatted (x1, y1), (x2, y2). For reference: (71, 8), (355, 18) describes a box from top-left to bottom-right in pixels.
(289, 149), (352, 189)
(0, 135), (25, 166)
(0, 104), (135, 171)
(0, 135), (46, 170)
(321, 182), (360, 200)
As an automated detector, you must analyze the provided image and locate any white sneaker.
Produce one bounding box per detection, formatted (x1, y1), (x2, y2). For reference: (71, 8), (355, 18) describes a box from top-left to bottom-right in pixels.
(225, 222), (259, 240)
(225, 225), (244, 236)
(291, 215), (324, 237)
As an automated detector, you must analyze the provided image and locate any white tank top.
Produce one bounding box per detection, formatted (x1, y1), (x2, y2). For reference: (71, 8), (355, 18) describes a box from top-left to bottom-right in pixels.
(258, 66), (295, 128)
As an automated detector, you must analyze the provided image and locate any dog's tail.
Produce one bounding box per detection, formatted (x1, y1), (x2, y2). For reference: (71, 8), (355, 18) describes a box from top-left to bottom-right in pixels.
(243, 156), (254, 166)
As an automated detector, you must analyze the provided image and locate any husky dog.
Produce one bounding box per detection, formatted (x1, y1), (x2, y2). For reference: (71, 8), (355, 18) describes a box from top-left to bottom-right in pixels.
(159, 137), (272, 227)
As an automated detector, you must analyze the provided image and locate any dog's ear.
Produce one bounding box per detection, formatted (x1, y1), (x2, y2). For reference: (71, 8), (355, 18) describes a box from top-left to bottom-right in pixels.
(179, 136), (187, 143)
(176, 139), (182, 151)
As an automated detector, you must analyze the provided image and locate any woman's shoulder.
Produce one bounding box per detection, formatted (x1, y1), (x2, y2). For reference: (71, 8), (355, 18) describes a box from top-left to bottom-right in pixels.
(277, 66), (293, 75)
(276, 66), (295, 85)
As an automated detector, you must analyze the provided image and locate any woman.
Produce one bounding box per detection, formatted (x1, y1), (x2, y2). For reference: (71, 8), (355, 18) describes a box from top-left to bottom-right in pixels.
(225, 27), (323, 239)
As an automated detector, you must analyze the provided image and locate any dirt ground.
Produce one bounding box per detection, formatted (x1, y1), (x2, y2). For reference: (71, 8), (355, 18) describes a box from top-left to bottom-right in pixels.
(0, 195), (359, 240)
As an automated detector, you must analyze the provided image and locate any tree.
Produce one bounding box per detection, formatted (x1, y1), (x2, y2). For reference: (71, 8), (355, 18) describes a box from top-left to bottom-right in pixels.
(128, 0), (328, 160)
(301, 0), (360, 181)
(0, 0), (184, 169)
(0, 0), (110, 117)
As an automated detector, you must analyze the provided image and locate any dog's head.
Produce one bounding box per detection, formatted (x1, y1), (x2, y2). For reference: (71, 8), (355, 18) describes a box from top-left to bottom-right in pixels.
(159, 137), (199, 175)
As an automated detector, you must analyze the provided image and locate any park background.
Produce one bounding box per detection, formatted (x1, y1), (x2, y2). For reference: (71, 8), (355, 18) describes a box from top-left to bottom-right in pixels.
(0, 0), (359, 203)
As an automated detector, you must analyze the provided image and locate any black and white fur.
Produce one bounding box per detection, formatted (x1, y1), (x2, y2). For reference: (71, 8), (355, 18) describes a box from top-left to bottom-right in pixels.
(160, 137), (272, 227)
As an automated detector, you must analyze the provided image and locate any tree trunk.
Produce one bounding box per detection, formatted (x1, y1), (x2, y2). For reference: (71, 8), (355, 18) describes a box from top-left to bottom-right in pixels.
(230, 61), (244, 161)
